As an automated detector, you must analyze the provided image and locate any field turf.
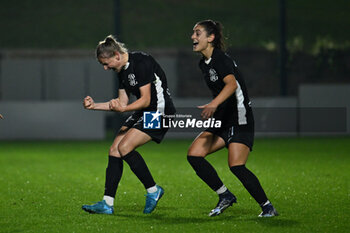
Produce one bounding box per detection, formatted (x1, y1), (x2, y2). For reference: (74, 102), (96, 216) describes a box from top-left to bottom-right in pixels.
(0, 137), (349, 233)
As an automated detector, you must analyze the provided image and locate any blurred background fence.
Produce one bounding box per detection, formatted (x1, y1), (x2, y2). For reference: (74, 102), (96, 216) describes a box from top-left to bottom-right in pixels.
(0, 0), (349, 139)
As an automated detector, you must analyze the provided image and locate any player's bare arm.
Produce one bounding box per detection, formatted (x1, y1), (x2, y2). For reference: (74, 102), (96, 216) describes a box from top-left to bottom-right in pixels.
(198, 74), (237, 119)
(118, 89), (129, 106)
(108, 89), (129, 112)
(83, 96), (111, 111)
(110, 84), (151, 113)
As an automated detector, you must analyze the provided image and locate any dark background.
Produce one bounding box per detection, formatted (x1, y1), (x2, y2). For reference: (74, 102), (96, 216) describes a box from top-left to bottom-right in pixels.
(0, 0), (349, 97)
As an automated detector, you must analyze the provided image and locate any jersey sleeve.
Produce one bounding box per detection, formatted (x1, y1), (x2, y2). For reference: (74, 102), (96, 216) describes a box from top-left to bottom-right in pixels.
(199, 59), (206, 74)
(215, 56), (236, 80)
(135, 60), (153, 87)
(118, 75), (125, 89)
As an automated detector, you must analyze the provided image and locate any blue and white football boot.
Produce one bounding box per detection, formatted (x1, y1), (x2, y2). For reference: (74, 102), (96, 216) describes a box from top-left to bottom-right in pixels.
(82, 200), (114, 215)
(143, 185), (164, 214)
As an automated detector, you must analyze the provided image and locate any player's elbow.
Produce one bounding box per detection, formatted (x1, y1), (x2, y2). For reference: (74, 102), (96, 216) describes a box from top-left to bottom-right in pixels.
(230, 81), (238, 94)
(142, 96), (151, 108)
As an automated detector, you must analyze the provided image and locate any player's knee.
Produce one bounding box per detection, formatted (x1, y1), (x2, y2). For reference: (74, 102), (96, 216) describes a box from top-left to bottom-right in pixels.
(118, 142), (133, 157)
(228, 160), (245, 167)
(187, 146), (207, 157)
(228, 155), (247, 167)
(187, 147), (194, 155)
(109, 145), (120, 157)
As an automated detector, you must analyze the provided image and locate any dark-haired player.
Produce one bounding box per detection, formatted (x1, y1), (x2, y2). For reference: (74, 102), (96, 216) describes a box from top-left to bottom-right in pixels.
(82, 35), (175, 215)
(188, 20), (278, 217)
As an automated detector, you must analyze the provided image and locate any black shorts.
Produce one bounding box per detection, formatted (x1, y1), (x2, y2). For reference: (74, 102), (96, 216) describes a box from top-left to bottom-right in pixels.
(123, 112), (169, 144)
(205, 123), (254, 151)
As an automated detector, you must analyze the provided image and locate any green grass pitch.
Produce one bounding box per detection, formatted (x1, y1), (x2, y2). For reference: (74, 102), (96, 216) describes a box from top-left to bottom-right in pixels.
(0, 137), (349, 233)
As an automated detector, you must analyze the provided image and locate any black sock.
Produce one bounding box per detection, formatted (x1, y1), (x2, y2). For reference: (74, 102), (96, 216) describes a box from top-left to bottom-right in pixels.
(187, 155), (224, 191)
(104, 156), (123, 197)
(230, 165), (268, 205)
(219, 189), (234, 199)
(123, 150), (156, 189)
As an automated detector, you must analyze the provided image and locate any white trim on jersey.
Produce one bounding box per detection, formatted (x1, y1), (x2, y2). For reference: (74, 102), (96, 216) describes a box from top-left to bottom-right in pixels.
(154, 73), (165, 113)
(205, 57), (212, 64)
(124, 62), (130, 70)
(235, 81), (247, 125)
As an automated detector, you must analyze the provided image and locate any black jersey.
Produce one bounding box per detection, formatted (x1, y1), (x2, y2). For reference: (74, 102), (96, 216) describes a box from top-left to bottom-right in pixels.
(199, 48), (253, 126)
(118, 51), (176, 115)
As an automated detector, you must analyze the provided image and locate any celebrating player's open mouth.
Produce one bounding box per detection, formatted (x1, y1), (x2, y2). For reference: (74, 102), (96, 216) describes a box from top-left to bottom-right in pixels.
(192, 41), (199, 50)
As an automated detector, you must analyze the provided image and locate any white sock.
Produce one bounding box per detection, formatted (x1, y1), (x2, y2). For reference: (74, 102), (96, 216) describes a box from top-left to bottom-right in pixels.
(262, 200), (271, 207)
(103, 195), (114, 206)
(147, 185), (157, 193)
(216, 185), (228, 195)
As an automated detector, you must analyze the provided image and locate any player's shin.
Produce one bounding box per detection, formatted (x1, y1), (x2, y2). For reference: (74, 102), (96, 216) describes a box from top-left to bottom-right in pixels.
(104, 155), (124, 206)
(122, 150), (156, 189)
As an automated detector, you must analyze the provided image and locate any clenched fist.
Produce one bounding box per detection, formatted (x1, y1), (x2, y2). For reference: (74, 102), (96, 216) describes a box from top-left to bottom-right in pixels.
(109, 99), (126, 112)
(83, 96), (95, 110)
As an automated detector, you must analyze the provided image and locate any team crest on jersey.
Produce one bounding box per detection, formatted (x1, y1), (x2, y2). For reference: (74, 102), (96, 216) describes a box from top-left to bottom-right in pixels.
(209, 69), (218, 82)
(128, 73), (138, 86)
